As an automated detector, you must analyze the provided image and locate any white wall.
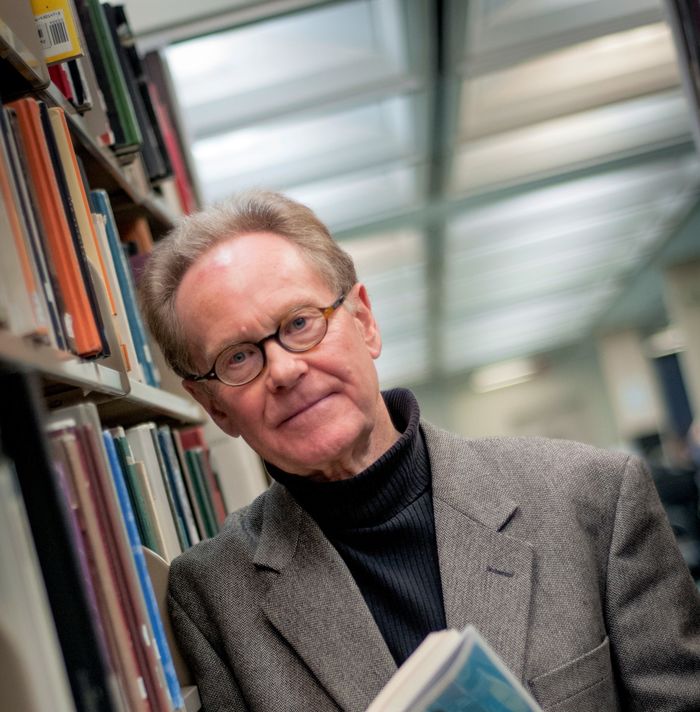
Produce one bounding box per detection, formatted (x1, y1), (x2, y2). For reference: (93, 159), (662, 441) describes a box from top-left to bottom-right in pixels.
(412, 345), (622, 450)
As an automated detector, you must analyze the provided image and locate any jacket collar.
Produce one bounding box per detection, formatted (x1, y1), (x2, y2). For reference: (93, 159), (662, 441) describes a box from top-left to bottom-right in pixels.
(422, 422), (534, 680)
(253, 421), (535, 709)
(254, 481), (396, 712)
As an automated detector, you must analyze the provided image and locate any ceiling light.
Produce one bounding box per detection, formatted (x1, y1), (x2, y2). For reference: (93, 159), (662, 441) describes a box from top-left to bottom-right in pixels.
(469, 358), (539, 393)
(645, 327), (685, 358)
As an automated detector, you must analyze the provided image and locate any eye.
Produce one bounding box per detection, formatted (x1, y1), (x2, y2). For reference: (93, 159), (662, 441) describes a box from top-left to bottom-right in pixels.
(290, 316), (308, 331)
(282, 308), (318, 337)
(217, 343), (260, 374)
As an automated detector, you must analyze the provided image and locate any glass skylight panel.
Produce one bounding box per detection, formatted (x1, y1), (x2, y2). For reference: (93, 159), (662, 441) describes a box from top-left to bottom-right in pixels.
(165, 0), (412, 137)
(286, 163), (423, 231)
(462, 0), (664, 66)
(120, 0), (255, 36)
(458, 22), (678, 139)
(340, 229), (425, 276)
(376, 333), (430, 387)
(449, 90), (691, 195)
(443, 155), (700, 321)
(341, 231), (427, 335)
(444, 248), (639, 317)
(443, 284), (617, 372)
(339, 229), (428, 386)
(195, 95), (420, 202)
(446, 155), (700, 250)
(359, 269), (427, 341)
(447, 204), (662, 267)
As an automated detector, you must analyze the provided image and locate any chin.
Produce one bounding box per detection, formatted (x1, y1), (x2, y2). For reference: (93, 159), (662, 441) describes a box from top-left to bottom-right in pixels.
(273, 428), (366, 476)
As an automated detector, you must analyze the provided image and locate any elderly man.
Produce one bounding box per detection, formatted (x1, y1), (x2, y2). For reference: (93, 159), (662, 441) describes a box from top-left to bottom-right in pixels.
(140, 191), (700, 712)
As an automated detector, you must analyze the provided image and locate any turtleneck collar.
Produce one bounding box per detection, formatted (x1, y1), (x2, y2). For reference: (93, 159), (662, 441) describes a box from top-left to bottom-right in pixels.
(265, 388), (429, 530)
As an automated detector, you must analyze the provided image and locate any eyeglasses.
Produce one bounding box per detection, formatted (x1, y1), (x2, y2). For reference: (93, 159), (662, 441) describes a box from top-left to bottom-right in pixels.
(184, 294), (346, 387)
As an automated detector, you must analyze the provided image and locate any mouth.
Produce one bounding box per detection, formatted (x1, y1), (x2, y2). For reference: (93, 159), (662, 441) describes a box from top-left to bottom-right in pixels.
(275, 394), (332, 427)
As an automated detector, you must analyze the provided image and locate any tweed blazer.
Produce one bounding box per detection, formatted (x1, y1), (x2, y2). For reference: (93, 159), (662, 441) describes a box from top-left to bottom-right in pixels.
(168, 423), (700, 711)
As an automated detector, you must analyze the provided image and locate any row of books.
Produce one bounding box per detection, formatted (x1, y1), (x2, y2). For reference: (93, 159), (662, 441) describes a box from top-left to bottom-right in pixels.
(1, 365), (227, 712)
(0, 93), (161, 384)
(28, 0), (197, 214)
(119, 418), (228, 563)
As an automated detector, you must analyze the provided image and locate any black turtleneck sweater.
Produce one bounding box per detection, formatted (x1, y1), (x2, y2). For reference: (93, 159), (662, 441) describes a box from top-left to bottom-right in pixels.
(266, 388), (447, 665)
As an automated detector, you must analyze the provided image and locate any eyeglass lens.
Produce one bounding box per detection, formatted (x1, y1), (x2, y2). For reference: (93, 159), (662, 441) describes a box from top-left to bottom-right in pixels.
(214, 306), (329, 385)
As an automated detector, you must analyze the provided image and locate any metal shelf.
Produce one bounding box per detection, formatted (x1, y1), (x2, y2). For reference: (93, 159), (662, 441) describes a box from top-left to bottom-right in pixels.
(102, 377), (204, 426)
(0, 4), (50, 94)
(0, 331), (203, 426)
(0, 331), (128, 396)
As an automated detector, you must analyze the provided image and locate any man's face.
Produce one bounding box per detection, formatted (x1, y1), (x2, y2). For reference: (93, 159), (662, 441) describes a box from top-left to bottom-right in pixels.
(175, 232), (394, 480)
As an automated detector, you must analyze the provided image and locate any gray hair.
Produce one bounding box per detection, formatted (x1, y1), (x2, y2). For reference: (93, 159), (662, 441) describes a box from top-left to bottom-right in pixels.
(138, 189), (357, 377)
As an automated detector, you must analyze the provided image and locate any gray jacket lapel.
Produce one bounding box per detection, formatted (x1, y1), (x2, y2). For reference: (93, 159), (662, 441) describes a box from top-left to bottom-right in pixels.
(255, 483), (396, 712)
(253, 423), (536, 707)
(424, 423), (535, 681)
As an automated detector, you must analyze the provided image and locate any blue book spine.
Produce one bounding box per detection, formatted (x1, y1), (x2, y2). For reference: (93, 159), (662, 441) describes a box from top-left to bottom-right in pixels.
(156, 429), (191, 549)
(89, 189), (160, 387)
(102, 430), (184, 711)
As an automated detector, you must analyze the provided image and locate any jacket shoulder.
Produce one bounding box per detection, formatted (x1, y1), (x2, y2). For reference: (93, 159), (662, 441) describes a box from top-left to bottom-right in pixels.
(169, 487), (268, 592)
(422, 420), (639, 511)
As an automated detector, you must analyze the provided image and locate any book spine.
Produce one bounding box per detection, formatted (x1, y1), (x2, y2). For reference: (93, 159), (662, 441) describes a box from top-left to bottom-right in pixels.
(84, 0), (142, 151)
(158, 426), (200, 548)
(103, 430), (185, 712)
(0, 367), (118, 712)
(148, 424), (189, 552)
(2, 105), (69, 351)
(89, 189), (160, 386)
(7, 97), (102, 357)
(185, 448), (219, 539)
(39, 100), (110, 358)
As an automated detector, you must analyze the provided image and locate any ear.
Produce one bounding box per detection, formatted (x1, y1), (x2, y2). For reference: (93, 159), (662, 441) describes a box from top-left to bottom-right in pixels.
(351, 283), (382, 359)
(182, 379), (241, 437)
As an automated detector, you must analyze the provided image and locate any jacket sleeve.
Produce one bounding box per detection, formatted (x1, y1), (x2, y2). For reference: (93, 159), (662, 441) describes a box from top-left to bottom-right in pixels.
(604, 454), (700, 710)
(168, 589), (250, 712)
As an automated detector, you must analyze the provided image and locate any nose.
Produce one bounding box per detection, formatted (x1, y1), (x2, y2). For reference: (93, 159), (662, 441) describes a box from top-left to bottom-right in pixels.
(263, 340), (307, 391)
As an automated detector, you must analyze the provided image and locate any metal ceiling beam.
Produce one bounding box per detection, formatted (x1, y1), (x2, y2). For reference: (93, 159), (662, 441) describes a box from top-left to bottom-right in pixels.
(423, 0), (449, 381)
(132, 0), (336, 51)
(334, 138), (697, 241)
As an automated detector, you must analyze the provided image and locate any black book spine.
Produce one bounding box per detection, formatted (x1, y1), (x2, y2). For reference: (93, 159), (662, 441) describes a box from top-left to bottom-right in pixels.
(0, 365), (118, 712)
(102, 3), (167, 182)
(72, 0), (125, 146)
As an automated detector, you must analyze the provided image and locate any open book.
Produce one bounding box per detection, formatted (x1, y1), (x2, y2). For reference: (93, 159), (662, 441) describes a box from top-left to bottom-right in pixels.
(366, 626), (543, 712)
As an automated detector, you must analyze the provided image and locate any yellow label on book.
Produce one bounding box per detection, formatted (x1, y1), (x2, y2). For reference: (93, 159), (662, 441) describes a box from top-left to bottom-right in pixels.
(31, 0), (83, 63)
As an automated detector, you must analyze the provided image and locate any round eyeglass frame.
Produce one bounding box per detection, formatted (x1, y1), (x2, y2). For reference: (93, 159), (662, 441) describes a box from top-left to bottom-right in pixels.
(183, 294), (346, 387)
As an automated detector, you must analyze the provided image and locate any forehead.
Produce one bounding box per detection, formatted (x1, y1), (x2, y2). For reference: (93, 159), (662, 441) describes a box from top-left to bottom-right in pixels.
(175, 232), (333, 357)
(181, 231), (326, 295)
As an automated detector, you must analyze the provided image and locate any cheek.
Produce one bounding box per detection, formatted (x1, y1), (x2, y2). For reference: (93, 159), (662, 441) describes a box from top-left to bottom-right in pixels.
(214, 387), (265, 435)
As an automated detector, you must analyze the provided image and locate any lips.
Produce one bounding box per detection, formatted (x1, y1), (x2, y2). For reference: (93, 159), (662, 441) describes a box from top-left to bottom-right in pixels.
(274, 393), (332, 427)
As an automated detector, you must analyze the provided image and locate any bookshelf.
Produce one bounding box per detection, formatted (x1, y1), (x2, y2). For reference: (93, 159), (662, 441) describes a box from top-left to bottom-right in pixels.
(43, 81), (179, 230)
(0, 3), (50, 92)
(0, 329), (128, 395)
(0, 2), (216, 712)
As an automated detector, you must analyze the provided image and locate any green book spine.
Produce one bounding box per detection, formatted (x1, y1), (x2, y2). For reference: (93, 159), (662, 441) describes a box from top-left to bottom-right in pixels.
(86, 0), (142, 150)
(186, 449), (218, 538)
(109, 429), (158, 551)
(148, 426), (189, 551)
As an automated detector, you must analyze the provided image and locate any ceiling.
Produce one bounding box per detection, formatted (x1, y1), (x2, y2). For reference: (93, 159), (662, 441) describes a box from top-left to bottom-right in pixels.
(124, 0), (700, 389)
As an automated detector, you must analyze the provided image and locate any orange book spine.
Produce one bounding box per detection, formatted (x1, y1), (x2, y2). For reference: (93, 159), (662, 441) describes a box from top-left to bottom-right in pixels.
(8, 97), (102, 357)
(48, 108), (117, 315)
(0, 142), (49, 338)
